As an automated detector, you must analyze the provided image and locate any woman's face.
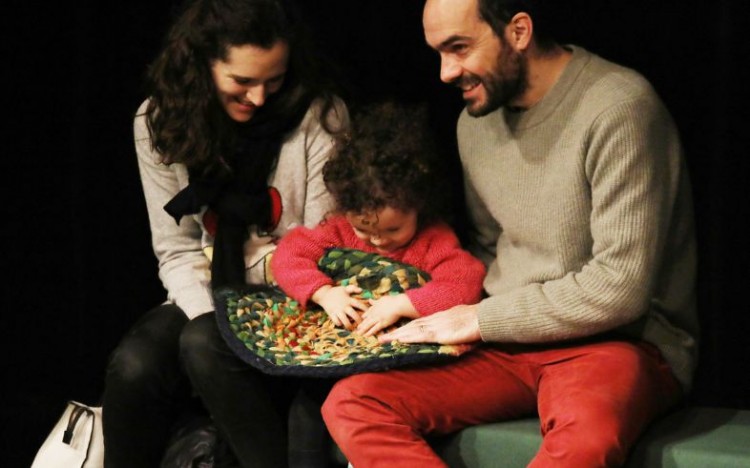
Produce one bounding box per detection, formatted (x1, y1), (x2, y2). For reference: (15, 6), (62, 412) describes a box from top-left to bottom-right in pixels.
(210, 41), (289, 122)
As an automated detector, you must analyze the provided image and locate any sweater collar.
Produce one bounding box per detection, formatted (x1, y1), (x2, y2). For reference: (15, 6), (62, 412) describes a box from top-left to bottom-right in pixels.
(500, 45), (592, 130)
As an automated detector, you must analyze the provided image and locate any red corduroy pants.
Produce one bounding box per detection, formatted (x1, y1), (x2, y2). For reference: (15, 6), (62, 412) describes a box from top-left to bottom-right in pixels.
(322, 339), (681, 468)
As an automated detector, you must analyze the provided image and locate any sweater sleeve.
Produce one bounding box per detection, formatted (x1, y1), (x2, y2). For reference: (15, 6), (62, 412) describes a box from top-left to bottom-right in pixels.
(271, 218), (348, 305)
(134, 101), (213, 319)
(478, 96), (684, 343)
(404, 224), (486, 315)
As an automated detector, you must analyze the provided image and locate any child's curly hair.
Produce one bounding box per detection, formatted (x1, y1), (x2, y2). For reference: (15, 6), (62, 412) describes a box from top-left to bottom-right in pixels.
(323, 101), (445, 222)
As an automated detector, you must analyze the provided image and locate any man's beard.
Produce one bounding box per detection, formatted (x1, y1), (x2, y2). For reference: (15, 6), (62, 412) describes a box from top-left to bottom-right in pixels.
(464, 46), (527, 117)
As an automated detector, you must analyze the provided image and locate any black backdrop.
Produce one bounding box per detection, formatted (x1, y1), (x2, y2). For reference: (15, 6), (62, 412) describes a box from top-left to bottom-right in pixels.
(3, 1), (749, 466)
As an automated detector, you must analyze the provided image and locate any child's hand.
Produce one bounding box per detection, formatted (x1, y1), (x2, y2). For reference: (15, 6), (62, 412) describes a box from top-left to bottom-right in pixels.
(313, 285), (367, 330)
(356, 294), (418, 337)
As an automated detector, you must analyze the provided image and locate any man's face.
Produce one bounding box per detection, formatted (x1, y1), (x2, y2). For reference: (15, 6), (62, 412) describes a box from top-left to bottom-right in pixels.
(423, 0), (526, 116)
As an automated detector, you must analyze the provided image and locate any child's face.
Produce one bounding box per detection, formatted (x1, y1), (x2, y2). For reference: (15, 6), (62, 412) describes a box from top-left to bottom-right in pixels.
(346, 207), (418, 254)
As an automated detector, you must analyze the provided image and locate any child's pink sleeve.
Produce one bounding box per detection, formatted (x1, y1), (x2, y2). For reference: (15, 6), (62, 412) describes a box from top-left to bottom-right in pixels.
(404, 224), (486, 315)
(271, 221), (342, 306)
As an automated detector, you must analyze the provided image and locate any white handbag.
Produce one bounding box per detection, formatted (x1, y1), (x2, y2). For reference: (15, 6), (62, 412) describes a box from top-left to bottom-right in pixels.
(31, 401), (104, 468)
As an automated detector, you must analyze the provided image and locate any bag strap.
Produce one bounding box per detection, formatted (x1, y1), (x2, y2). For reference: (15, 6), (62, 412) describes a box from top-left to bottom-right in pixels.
(63, 403), (93, 445)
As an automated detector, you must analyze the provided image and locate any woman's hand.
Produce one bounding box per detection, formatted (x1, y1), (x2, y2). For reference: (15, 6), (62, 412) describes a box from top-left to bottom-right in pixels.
(378, 304), (482, 345)
(312, 285), (367, 329)
(356, 294), (417, 337)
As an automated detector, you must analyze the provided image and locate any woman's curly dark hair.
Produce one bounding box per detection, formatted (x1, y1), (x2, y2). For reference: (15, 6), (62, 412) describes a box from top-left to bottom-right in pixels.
(144, 0), (342, 171)
(323, 101), (446, 224)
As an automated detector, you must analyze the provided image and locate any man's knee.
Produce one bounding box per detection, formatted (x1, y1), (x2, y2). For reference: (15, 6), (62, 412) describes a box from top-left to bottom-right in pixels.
(536, 416), (627, 467)
(321, 378), (357, 426)
(323, 375), (380, 422)
(323, 373), (416, 428)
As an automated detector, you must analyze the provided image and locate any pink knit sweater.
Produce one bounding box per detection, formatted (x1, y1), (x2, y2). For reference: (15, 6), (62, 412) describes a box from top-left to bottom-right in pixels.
(271, 216), (485, 315)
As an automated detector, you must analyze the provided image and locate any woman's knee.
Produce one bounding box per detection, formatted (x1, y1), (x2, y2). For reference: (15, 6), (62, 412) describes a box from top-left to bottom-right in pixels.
(106, 340), (162, 387)
(106, 305), (187, 387)
(179, 313), (215, 353)
(179, 313), (225, 379)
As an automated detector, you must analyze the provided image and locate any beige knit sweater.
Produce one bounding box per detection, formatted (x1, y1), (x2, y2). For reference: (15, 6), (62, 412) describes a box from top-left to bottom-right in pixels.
(458, 46), (698, 390)
(134, 98), (348, 319)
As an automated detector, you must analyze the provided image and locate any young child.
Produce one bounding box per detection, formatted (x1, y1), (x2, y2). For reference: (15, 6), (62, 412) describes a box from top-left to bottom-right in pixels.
(271, 101), (485, 337)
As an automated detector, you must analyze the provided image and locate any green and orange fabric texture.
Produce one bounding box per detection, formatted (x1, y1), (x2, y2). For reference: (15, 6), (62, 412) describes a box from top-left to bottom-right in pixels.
(215, 248), (476, 377)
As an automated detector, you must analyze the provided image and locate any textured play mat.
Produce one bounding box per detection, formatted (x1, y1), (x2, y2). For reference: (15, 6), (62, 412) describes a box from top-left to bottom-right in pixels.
(215, 248), (475, 377)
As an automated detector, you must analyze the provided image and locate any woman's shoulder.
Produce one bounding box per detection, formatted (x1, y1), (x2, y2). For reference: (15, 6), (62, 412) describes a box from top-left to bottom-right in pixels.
(135, 98), (150, 115)
(133, 98), (151, 140)
(300, 95), (350, 135)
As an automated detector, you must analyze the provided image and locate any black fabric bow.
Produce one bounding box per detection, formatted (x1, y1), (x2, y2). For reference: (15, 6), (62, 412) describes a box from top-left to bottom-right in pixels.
(163, 97), (312, 289)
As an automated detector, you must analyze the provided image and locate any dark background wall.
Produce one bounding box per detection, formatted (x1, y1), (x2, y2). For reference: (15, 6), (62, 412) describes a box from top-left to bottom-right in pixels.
(3, 1), (748, 466)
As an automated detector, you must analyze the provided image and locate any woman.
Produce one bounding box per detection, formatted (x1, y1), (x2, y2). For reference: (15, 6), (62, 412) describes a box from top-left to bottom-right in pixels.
(102, 0), (347, 466)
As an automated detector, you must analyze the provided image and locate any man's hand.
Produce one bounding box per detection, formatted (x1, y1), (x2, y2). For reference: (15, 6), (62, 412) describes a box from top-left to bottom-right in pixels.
(378, 304), (482, 345)
(312, 285), (367, 329)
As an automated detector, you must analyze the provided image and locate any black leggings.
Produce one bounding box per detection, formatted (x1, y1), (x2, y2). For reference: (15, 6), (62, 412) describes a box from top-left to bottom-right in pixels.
(102, 304), (333, 468)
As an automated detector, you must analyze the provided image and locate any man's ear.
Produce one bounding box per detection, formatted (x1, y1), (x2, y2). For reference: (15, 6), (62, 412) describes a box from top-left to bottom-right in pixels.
(507, 12), (532, 51)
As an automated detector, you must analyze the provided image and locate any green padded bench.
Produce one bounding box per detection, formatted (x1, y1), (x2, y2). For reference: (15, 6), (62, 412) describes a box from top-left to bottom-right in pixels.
(333, 407), (750, 467)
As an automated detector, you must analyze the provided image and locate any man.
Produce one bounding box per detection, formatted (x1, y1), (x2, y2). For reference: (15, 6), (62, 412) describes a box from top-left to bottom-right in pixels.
(322, 0), (698, 466)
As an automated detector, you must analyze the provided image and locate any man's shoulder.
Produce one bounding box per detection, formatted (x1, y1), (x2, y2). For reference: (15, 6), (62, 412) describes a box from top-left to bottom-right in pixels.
(574, 46), (659, 106)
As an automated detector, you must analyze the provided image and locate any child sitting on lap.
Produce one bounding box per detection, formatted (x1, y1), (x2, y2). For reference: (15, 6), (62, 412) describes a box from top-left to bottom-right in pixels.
(271, 101), (485, 337)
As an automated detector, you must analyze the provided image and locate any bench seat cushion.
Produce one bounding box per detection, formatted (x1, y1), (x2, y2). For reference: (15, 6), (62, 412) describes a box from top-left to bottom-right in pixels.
(428, 407), (750, 467)
(331, 407), (750, 467)
(628, 407), (750, 467)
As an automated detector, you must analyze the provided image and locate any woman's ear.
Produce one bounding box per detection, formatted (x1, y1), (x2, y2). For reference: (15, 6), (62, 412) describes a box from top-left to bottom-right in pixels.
(507, 12), (532, 51)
